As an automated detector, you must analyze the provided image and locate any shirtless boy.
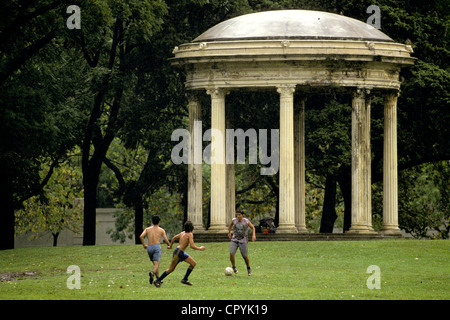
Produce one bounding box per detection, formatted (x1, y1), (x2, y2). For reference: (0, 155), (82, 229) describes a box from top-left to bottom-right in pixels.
(154, 221), (205, 287)
(139, 215), (170, 284)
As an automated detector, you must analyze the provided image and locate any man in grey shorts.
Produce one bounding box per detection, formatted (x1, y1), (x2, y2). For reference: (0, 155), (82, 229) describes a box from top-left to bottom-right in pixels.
(139, 215), (170, 284)
(228, 209), (256, 276)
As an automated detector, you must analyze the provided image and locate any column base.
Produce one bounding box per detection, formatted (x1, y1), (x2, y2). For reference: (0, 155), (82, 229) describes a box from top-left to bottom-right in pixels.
(381, 226), (402, 235)
(296, 225), (309, 234)
(192, 226), (207, 233)
(346, 225), (378, 234)
(207, 225), (229, 233)
(277, 224), (299, 234)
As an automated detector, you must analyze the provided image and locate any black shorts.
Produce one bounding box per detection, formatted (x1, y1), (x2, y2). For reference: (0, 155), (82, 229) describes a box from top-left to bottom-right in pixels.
(173, 247), (190, 263)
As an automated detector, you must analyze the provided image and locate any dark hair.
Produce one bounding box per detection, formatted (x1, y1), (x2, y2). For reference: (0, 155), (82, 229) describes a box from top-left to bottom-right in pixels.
(235, 209), (244, 215)
(184, 221), (194, 232)
(152, 215), (160, 225)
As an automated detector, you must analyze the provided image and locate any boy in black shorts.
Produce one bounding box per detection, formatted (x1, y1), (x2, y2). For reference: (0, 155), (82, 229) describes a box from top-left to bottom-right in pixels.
(154, 221), (205, 287)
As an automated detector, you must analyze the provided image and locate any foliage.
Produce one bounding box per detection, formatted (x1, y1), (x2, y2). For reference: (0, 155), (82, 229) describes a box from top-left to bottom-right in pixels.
(372, 161), (450, 238)
(106, 185), (184, 243)
(0, 0), (91, 249)
(306, 98), (352, 176)
(0, 22), (88, 203)
(65, 0), (170, 245)
(398, 161), (450, 239)
(15, 151), (84, 246)
(235, 164), (276, 219)
(145, 186), (184, 238)
(398, 60), (450, 166)
(105, 207), (134, 244)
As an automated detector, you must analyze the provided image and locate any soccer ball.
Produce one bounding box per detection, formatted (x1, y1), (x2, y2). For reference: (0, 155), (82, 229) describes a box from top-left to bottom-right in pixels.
(224, 267), (233, 276)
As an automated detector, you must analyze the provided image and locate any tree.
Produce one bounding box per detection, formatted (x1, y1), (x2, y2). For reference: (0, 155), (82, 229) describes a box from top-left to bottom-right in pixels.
(305, 97), (352, 232)
(64, 0), (168, 245)
(0, 0), (86, 249)
(15, 152), (84, 246)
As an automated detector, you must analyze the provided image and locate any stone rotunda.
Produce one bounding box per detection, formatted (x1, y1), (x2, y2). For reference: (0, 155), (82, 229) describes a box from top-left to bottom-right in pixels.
(171, 10), (415, 235)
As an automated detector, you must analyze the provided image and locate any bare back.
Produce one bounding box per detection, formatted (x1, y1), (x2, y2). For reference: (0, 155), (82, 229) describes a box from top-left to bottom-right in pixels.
(144, 226), (166, 246)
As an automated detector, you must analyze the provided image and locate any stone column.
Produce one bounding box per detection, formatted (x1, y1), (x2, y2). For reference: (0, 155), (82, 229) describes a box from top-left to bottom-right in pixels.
(207, 88), (229, 232)
(187, 92), (205, 232)
(277, 85), (298, 233)
(348, 88), (372, 233)
(365, 91), (375, 233)
(294, 98), (308, 233)
(226, 106), (236, 225)
(382, 91), (401, 235)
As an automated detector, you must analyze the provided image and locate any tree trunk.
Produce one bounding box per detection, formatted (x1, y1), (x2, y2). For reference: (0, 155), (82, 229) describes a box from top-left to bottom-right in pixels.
(0, 176), (15, 250)
(337, 166), (352, 232)
(320, 173), (337, 233)
(134, 193), (143, 245)
(274, 193), (280, 228)
(82, 156), (103, 246)
(82, 176), (98, 246)
(52, 232), (59, 247)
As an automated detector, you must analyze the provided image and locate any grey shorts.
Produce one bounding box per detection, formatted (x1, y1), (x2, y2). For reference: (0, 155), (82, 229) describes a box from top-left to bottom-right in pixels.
(147, 244), (162, 262)
(230, 240), (248, 257)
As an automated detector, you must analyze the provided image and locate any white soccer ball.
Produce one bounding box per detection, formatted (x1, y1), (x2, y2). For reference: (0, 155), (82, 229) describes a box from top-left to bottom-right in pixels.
(224, 267), (233, 276)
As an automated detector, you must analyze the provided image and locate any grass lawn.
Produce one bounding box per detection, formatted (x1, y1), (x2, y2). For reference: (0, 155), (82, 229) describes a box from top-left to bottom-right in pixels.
(0, 240), (448, 300)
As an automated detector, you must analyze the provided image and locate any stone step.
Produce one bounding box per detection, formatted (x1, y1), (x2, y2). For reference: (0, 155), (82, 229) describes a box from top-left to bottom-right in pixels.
(193, 232), (402, 243)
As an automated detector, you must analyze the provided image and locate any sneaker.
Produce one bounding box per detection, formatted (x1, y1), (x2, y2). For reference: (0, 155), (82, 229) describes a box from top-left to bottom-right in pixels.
(181, 279), (193, 286)
(149, 271), (154, 285)
(247, 267), (252, 276)
(154, 280), (161, 288)
(232, 266), (238, 274)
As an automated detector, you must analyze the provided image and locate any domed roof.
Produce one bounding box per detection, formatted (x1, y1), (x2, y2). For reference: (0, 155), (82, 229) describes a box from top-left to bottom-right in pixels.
(193, 10), (393, 43)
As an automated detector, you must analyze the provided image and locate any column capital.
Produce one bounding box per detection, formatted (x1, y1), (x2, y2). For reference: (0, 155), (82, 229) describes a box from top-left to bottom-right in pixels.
(277, 84), (296, 96)
(185, 90), (201, 102)
(206, 87), (230, 99)
(353, 87), (372, 99)
(384, 89), (400, 99)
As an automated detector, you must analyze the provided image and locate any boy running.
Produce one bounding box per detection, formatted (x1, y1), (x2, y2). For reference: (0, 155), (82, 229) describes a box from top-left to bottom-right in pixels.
(228, 209), (256, 276)
(154, 221), (205, 287)
(139, 215), (170, 285)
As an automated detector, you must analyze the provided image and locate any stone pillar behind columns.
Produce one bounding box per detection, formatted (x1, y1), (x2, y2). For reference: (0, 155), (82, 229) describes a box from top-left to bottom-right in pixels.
(207, 88), (229, 232)
(277, 85), (298, 233)
(348, 88), (371, 233)
(294, 98), (308, 233)
(382, 91), (401, 235)
(187, 92), (205, 232)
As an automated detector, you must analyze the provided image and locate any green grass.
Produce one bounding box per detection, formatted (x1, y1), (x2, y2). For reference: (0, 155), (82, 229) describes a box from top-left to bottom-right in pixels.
(0, 240), (448, 300)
